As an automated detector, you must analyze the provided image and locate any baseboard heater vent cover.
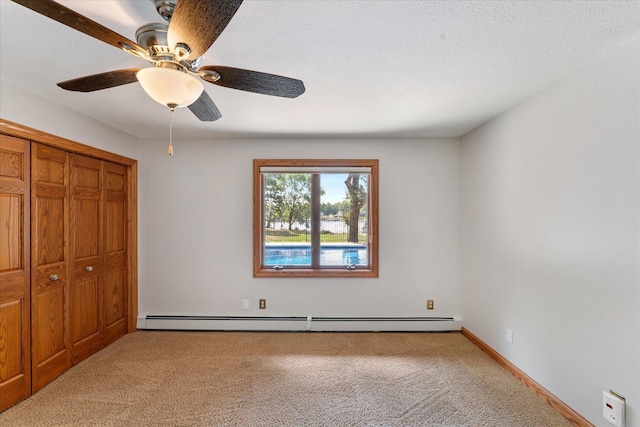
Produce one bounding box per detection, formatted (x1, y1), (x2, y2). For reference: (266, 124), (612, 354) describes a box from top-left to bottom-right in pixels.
(139, 315), (462, 332)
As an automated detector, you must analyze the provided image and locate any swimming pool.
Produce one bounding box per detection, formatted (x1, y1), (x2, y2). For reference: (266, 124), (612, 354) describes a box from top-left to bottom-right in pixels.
(264, 245), (368, 266)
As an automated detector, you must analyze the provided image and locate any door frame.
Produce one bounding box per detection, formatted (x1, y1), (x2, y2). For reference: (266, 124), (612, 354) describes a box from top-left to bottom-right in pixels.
(0, 118), (138, 332)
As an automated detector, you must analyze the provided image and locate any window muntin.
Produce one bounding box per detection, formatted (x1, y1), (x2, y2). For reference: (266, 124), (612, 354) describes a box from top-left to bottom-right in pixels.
(254, 160), (378, 278)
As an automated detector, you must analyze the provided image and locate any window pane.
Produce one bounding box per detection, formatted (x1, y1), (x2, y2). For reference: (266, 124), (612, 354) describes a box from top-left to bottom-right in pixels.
(254, 159), (378, 278)
(320, 173), (369, 266)
(263, 173), (312, 266)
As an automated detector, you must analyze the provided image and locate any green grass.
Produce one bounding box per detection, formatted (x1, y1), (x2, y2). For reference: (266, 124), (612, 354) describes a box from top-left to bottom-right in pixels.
(265, 229), (367, 244)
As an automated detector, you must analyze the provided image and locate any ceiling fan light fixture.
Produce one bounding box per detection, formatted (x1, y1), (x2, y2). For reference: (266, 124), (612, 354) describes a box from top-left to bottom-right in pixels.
(137, 67), (203, 108)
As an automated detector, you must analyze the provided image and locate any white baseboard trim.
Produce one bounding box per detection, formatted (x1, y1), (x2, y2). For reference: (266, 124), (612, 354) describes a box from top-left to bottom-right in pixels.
(137, 315), (463, 332)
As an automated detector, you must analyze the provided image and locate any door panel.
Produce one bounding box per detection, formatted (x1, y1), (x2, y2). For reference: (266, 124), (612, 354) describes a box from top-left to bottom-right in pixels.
(0, 195), (22, 271)
(104, 269), (126, 343)
(31, 143), (70, 393)
(0, 135), (30, 410)
(69, 155), (104, 364)
(35, 196), (66, 265)
(106, 201), (126, 252)
(33, 285), (66, 362)
(104, 162), (127, 345)
(74, 200), (100, 257)
(36, 156), (65, 185)
(0, 301), (23, 379)
(70, 277), (100, 344)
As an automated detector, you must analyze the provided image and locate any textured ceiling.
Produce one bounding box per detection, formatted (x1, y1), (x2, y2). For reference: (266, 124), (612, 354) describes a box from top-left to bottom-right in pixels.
(1, 0), (638, 139)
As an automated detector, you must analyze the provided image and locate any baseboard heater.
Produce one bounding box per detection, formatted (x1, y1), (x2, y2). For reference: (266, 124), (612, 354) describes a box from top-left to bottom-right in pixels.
(138, 315), (462, 332)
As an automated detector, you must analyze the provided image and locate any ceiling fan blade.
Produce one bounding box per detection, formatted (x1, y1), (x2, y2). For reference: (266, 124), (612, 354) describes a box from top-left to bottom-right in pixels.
(188, 91), (222, 122)
(57, 69), (142, 92)
(168, 0), (243, 60)
(200, 66), (305, 98)
(11, 0), (147, 57)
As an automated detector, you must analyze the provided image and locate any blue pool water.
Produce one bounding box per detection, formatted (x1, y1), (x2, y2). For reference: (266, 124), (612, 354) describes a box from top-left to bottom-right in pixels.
(265, 245), (367, 266)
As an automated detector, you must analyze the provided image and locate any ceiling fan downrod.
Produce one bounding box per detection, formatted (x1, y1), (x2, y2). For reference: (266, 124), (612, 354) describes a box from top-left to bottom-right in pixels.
(154, 1), (175, 22)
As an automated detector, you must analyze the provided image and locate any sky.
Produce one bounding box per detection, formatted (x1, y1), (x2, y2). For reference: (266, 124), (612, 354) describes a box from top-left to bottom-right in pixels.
(320, 174), (348, 203)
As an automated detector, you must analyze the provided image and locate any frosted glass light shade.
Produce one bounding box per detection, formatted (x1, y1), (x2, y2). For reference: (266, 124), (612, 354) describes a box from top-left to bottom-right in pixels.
(137, 67), (203, 108)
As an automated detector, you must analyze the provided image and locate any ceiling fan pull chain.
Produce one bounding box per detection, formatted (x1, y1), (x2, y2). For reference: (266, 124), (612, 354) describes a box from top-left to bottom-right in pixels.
(168, 105), (176, 156)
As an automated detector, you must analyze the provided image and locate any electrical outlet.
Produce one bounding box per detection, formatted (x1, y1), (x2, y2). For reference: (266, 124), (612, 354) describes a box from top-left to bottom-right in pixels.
(242, 299), (249, 310)
(506, 328), (513, 344)
(259, 299), (266, 309)
(426, 299), (434, 310)
(603, 390), (625, 427)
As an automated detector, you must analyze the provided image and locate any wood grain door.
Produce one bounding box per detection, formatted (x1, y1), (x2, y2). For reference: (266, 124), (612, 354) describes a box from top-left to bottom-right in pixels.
(104, 162), (128, 345)
(69, 155), (104, 363)
(0, 135), (31, 410)
(31, 143), (71, 392)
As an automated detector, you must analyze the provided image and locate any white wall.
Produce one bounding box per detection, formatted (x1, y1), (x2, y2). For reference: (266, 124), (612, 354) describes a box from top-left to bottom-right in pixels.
(138, 137), (460, 319)
(460, 36), (639, 426)
(0, 80), (139, 159)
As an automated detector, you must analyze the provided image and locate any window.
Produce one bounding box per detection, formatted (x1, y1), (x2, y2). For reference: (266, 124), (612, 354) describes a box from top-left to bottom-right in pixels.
(254, 159), (378, 278)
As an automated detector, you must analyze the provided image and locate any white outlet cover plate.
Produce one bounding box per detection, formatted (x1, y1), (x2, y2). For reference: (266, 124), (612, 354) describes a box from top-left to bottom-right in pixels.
(506, 329), (513, 344)
(603, 390), (625, 427)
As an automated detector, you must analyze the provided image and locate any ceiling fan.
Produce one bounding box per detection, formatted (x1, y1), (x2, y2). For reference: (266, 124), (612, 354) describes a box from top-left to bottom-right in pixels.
(11, 0), (306, 123)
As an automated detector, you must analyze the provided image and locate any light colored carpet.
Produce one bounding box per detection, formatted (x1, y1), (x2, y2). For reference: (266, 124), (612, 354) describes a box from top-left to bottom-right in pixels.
(1, 331), (572, 426)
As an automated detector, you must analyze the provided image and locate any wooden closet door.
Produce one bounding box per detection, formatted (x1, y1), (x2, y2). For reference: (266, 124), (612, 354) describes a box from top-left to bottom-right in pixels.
(104, 162), (128, 345)
(69, 155), (104, 363)
(31, 143), (71, 392)
(0, 135), (31, 410)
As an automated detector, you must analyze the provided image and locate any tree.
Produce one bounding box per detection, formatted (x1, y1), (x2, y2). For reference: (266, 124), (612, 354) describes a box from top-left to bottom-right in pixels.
(264, 173), (312, 231)
(282, 174), (312, 230)
(321, 201), (341, 216)
(264, 174), (284, 228)
(344, 174), (367, 242)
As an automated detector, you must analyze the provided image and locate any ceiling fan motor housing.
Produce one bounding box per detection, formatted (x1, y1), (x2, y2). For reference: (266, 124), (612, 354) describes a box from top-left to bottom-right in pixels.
(135, 23), (202, 70)
(136, 23), (170, 56)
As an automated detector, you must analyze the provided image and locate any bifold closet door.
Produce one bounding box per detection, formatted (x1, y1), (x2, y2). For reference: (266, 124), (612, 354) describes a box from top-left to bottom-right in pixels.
(104, 162), (128, 345)
(31, 143), (71, 392)
(0, 135), (31, 411)
(69, 154), (104, 364)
